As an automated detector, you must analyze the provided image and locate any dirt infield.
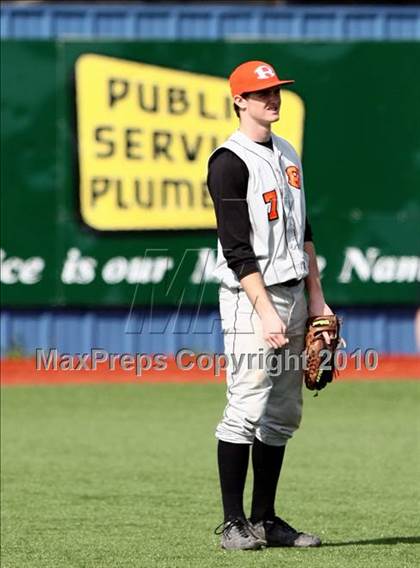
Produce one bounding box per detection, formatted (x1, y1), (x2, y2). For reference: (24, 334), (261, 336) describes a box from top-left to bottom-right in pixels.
(1, 355), (419, 386)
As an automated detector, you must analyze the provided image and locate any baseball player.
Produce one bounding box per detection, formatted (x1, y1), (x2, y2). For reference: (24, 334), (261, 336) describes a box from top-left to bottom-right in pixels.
(208, 60), (333, 550)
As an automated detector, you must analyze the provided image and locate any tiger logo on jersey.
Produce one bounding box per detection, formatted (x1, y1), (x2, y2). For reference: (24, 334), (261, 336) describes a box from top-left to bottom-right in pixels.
(286, 165), (301, 189)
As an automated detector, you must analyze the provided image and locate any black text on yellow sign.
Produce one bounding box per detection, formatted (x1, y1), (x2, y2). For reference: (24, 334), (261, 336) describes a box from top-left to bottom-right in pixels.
(75, 54), (305, 231)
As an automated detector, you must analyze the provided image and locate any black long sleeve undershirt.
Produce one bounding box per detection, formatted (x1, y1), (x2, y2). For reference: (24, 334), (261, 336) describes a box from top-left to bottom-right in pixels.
(207, 145), (313, 281)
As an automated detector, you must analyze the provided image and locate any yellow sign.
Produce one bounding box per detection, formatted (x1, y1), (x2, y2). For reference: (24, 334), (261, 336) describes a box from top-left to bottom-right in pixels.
(75, 54), (305, 231)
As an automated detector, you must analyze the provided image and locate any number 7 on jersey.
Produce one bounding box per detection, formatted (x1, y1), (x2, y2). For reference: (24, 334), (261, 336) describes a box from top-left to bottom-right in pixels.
(263, 190), (279, 221)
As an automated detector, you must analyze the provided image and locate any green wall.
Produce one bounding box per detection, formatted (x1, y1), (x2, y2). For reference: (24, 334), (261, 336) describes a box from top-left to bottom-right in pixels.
(1, 41), (419, 306)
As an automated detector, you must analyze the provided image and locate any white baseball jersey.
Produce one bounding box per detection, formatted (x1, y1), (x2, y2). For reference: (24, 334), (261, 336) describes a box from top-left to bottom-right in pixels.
(211, 129), (309, 288)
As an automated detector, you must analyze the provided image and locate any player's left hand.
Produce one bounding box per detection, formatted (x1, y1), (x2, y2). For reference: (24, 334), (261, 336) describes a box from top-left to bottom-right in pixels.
(308, 300), (334, 344)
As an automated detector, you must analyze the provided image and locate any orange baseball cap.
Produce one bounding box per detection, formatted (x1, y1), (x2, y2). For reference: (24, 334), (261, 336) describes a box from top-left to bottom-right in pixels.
(229, 60), (294, 97)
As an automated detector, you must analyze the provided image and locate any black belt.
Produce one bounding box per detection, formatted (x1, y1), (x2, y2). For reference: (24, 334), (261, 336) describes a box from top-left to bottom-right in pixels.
(281, 278), (302, 287)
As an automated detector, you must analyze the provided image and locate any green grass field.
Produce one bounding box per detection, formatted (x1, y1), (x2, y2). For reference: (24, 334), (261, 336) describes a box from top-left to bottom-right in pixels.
(1, 381), (419, 568)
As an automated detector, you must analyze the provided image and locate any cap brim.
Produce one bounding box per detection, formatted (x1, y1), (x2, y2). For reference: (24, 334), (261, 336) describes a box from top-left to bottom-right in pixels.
(241, 78), (295, 95)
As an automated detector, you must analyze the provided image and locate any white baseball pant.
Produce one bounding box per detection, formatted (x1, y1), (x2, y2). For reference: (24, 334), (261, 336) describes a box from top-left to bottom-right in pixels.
(216, 281), (307, 446)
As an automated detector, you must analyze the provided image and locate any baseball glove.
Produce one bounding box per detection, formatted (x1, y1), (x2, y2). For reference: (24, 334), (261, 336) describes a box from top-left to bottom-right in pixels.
(304, 315), (341, 391)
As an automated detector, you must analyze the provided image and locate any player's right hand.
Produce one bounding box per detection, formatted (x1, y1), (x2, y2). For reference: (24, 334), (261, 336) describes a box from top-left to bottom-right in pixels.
(261, 312), (289, 349)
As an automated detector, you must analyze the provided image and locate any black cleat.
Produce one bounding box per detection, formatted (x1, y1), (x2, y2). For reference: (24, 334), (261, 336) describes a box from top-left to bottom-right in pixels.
(252, 516), (321, 547)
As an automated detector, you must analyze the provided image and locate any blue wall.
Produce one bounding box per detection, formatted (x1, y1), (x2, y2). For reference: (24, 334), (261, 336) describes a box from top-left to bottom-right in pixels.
(1, 3), (420, 40)
(1, 308), (417, 357)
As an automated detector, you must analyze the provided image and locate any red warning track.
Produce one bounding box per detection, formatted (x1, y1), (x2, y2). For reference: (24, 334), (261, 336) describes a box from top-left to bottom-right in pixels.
(1, 355), (419, 386)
